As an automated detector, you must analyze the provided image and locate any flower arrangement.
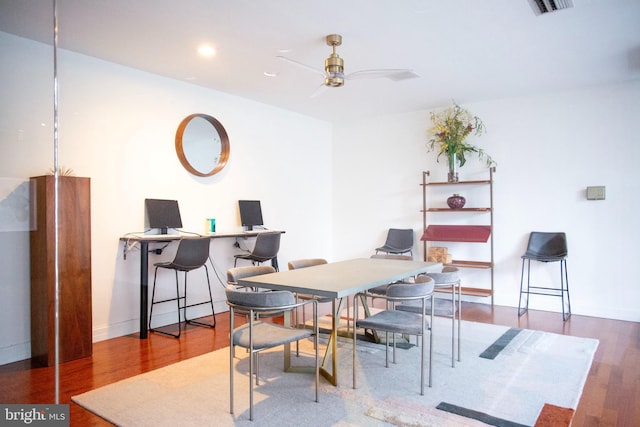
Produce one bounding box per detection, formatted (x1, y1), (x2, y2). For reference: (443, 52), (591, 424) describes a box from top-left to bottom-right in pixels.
(426, 103), (494, 175)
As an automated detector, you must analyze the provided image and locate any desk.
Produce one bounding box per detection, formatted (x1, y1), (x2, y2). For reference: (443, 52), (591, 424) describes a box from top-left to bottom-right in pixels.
(237, 257), (441, 385)
(120, 230), (284, 339)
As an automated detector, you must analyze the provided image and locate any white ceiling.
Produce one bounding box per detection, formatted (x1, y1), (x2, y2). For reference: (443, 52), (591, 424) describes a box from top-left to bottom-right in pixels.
(1, 0), (639, 122)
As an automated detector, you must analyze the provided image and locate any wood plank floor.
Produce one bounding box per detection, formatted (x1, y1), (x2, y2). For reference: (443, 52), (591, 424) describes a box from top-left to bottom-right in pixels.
(1, 303), (638, 426)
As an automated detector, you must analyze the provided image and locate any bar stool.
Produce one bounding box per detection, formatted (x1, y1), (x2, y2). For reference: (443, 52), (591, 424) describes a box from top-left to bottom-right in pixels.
(518, 232), (570, 321)
(149, 237), (216, 338)
(234, 231), (281, 271)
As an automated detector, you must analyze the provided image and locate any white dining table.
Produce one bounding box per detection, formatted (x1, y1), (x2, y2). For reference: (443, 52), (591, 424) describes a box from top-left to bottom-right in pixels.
(237, 257), (442, 386)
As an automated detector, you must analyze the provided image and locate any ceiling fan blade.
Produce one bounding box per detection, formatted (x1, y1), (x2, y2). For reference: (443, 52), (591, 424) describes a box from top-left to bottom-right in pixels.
(276, 56), (327, 78)
(310, 83), (329, 98)
(346, 69), (420, 82)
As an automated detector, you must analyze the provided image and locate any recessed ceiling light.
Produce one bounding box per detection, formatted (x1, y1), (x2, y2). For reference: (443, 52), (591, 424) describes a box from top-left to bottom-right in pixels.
(198, 45), (216, 57)
(264, 71), (278, 77)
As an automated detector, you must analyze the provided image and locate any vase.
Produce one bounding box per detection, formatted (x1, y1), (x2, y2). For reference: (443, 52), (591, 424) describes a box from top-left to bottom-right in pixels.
(447, 152), (459, 182)
(447, 194), (466, 209)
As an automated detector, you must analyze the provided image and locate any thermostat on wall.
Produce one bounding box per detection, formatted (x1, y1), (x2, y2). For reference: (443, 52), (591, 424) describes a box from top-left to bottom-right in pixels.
(586, 186), (606, 200)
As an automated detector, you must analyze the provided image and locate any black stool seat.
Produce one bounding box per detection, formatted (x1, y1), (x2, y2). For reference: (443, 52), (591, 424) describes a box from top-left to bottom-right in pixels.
(234, 232), (281, 271)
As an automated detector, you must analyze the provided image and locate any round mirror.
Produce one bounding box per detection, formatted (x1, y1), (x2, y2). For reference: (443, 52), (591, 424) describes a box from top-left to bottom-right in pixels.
(175, 114), (230, 177)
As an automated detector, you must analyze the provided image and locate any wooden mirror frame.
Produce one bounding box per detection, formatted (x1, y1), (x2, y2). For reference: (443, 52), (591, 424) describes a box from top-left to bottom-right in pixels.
(175, 113), (230, 177)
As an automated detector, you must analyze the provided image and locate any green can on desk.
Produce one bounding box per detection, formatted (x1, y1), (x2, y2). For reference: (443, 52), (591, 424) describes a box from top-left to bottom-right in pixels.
(207, 218), (216, 233)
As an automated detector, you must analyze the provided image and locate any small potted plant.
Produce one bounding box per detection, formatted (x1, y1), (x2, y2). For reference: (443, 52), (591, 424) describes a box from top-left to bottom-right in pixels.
(426, 102), (494, 182)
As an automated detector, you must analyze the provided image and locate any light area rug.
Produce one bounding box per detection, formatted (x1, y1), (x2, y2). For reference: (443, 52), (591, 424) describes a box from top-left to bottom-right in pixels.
(72, 318), (598, 427)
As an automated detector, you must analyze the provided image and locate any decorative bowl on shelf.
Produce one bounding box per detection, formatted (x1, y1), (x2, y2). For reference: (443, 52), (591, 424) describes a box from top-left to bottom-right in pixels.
(447, 194), (466, 209)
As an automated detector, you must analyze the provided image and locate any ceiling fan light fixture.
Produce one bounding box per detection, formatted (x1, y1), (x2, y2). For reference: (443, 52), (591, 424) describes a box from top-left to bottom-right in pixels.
(324, 73), (344, 87)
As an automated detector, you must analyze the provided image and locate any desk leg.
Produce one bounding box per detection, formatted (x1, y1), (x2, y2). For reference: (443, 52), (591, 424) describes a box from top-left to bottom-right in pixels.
(318, 297), (346, 386)
(139, 241), (149, 339)
(284, 298), (343, 386)
(284, 310), (291, 370)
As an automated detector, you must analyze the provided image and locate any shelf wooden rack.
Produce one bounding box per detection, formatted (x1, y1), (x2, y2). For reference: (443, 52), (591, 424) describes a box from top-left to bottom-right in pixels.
(420, 168), (495, 303)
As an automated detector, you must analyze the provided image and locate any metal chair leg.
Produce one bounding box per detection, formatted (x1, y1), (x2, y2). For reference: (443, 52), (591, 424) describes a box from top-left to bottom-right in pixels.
(519, 257), (571, 321)
(518, 259), (530, 317)
(175, 270), (182, 337)
(229, 310), (235, 416)
(148, 268), (159, 333)
(148, 267), (182, 338)
(457, 282), (462, 362)
(450, 284), (455, 368)
(561, 259), (571, 321)
(184, 266), (217, 328)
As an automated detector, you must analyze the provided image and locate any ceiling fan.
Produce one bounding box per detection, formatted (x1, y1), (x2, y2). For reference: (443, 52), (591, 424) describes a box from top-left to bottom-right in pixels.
(277, 34), (419, 97)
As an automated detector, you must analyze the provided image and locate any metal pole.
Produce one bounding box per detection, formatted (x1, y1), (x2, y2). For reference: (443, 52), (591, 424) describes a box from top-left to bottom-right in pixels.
(52, 0), (60, 404)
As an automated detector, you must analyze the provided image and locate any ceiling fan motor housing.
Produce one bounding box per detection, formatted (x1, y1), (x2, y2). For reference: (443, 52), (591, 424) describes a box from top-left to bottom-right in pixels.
(325, 54), (344, 86)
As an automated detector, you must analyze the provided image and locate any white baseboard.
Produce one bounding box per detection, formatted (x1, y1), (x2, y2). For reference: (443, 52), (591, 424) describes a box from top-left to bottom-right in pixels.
(0, 303), (229, 365)
(92, 300), (229, 342)
(0, 342), (30, 366)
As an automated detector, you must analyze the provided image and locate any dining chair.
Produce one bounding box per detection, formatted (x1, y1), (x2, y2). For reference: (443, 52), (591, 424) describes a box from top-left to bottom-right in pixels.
(234, 231), (281, 271)
(148, 237), (215, 338)
(397, 267), (462, 367)
(518, 231), (570, 321)
(375, 228), (414, 256)
(226, 265), (278, 361)
(368, 254), (413, 295)
(363, 254), (414, 344)
(226, 265), (276, 292)
(353, 277), (435, 395)
(287, 258), (334, 354)
(287, 258), (330, 324)
(226, 287), (319, 421)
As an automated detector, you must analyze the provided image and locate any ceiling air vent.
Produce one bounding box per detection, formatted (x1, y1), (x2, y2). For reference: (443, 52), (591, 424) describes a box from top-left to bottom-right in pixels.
(528, 0), (574, 15)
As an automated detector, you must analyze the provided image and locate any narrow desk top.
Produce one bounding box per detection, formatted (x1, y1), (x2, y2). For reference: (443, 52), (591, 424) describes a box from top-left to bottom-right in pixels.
(120, 229), (284, 242)
(237, 258), (442, 299)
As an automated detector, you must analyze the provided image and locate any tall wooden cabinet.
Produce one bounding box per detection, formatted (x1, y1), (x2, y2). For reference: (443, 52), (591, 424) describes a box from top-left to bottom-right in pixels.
(421, 168), (495, 304)
(30, 175), (92, 366)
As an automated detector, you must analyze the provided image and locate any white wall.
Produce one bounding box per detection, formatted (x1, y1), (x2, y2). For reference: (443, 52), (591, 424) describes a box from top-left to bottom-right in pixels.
(2, 30), (639, 365)
(332, 82), (640, 322)
(0, 32), (333, 364)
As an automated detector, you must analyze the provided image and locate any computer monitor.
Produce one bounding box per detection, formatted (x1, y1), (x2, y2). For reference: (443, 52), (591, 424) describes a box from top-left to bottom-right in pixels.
(238, 200), (264, 231)
(144, 198), (183, 234)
